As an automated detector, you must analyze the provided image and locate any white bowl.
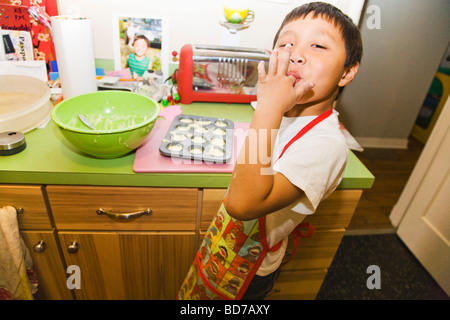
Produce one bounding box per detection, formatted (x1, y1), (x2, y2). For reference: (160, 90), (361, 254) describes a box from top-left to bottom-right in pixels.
(0, 75), (52, 133)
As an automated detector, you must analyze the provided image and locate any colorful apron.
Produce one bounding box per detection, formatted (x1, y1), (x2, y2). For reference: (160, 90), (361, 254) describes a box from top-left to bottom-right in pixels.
(178, 109), (332, 300)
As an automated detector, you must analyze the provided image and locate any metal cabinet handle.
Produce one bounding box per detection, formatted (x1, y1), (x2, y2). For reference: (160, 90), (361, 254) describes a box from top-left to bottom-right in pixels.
(67, 241), (79, 253)
(15, 207), (24, 214)
(33, 240), (45, 253)
(96, 208), (152, 221)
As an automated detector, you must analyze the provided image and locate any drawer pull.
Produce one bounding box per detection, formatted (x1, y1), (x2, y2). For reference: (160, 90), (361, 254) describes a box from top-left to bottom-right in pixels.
(15, 207), (24, 214)
(33, 240), (46, 253)
(67, 241), (79, 253)
(96, 208), (152, 221)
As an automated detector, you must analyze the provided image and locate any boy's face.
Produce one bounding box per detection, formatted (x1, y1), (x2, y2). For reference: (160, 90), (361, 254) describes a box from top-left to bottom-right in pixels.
(274, 14), (356, 105)
(133, 39), (149, 57)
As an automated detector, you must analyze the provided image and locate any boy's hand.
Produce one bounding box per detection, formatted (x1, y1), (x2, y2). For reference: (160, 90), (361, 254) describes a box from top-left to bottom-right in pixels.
(257, 44), (314, 114)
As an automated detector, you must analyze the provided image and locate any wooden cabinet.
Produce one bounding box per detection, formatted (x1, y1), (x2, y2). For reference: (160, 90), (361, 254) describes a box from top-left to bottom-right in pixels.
(1, 184), (362, 300)
(0, 185), (72, 300)
(46, 185), (198, 300)
(58, 231), (195, 299)
(201, 188), (363, 300)
(20, 230), (73, 299)
(267, 269), (328, 300)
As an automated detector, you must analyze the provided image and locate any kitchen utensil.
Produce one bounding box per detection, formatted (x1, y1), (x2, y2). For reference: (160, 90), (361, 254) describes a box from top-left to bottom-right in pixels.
(159, 114), (234, 163)
(51, 91), (160, 158)
(78, 114), (96, 130)
(133, 119), (249, 173)
(0, 131), (26, 156)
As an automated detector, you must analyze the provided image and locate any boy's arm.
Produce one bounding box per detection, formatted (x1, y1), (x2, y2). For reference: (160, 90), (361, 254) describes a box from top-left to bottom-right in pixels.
(224, 44), (314, 221)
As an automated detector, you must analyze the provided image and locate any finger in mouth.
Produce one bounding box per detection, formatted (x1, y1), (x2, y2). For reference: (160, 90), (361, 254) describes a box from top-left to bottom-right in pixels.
(287, 71), (301, 83)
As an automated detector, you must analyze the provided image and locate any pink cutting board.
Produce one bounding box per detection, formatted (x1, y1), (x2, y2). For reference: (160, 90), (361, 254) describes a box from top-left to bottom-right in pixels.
(133, 119), (249, 173)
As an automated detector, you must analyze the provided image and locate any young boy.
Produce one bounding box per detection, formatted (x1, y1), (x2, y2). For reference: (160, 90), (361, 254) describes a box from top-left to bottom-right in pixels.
(126, 35), (152, 79)
(178, 2), (362, 300)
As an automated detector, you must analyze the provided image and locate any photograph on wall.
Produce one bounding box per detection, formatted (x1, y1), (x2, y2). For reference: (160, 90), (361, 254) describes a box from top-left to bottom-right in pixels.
(112, 14), (168, 80)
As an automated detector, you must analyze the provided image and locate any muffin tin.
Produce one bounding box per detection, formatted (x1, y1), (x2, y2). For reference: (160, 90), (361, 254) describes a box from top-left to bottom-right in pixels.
(159, 114), (234, 163)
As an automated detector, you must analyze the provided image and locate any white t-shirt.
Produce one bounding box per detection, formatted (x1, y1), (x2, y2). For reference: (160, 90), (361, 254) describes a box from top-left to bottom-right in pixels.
(257, 110), (348, 276)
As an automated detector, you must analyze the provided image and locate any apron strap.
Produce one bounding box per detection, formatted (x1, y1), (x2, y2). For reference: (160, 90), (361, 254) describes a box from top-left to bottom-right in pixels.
(274, 109), (333, 164)
(282, 222), (315, 266)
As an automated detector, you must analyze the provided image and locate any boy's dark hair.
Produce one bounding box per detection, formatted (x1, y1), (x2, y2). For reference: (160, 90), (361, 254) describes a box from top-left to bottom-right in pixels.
(273, 2), (363, 68)
(133, 34), (150, 47)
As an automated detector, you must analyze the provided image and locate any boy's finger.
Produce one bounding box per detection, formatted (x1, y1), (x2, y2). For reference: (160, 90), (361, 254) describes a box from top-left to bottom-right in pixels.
(295, 81), (315, 99)
(268, 49), (278, 76)
(257, 61), (267, 80)
(278, 44), (292, 74)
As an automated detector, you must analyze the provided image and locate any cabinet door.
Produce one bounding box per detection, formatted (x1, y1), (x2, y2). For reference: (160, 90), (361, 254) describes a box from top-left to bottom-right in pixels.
(58, 231), (195, 300)
(21, 230), (73, 300)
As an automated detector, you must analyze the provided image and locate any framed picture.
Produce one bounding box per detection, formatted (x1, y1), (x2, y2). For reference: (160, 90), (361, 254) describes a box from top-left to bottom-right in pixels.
(112, 14), (169, 80)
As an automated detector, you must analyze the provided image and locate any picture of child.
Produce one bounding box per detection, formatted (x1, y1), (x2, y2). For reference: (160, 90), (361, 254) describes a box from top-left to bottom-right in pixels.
(126, 35), (152, 79)
(115, 16), (165, 80)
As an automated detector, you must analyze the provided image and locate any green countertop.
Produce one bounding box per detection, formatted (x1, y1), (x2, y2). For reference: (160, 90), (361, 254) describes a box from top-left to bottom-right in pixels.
(0, 102), (374, 189)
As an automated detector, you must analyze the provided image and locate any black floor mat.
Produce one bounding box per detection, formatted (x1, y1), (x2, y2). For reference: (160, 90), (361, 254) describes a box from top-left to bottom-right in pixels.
(316, 234), (449, 300)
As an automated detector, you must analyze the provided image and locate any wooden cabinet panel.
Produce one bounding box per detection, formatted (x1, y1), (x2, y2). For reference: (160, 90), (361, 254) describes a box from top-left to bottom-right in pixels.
(58, 231), (195, 300)
(201, 188), (227, 230)
(0, 185), (52, 230)
(201, 189), (362, 230)
(21, 230), (73, 300)
(303, 190), (362, 229)
(283, 229), (346, 271)
(47, 186), (198, 231)
(267, 269), (328, 300)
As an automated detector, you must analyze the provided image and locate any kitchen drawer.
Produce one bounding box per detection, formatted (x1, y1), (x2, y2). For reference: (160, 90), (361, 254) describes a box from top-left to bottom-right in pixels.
(0, 185), (52, 230)
(46, 185), (198, 231)
(200, 189), (362, 230)
(267, 269), (328, 300)
(282, 229), (345, 271)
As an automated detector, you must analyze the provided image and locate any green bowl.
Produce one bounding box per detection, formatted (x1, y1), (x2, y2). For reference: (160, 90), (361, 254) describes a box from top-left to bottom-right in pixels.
(51, 91), (160, 158)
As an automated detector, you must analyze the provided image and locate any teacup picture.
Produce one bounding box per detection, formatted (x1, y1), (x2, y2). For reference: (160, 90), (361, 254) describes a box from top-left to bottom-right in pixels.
(224, 6), (255, 24)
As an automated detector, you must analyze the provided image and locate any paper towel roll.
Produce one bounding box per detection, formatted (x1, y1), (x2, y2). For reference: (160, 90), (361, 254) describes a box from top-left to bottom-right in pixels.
(51, 16), (97, 99)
